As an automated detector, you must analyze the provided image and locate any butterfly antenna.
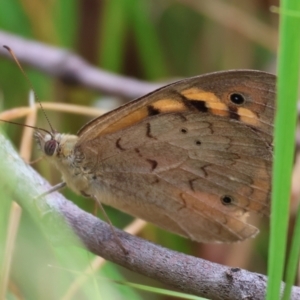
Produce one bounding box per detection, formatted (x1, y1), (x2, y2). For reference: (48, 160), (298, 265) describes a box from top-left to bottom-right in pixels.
(3, 45), (55, 134)
(1, 119), (52, 135)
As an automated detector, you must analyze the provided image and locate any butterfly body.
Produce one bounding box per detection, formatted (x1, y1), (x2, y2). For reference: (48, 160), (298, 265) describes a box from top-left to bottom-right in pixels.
(35, 70), (276, 243)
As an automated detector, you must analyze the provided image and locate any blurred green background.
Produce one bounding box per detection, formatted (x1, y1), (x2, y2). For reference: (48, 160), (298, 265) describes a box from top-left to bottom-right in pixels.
(0, 0), (280, 299)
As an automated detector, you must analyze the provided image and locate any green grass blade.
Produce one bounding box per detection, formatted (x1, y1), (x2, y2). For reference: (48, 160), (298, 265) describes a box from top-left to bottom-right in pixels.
(128, 0), (169, 79)
(282, 205), (300, 300)
(266, 1), (300, 299)
(99, 0), (129, 72)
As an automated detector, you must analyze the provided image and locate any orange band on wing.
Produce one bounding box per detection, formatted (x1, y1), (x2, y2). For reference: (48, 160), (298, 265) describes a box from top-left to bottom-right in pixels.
(181, 89), (220, 102)
(237, 107), (259, 126)
(101, 106), (149, 135)
(151, 98), (187, 112)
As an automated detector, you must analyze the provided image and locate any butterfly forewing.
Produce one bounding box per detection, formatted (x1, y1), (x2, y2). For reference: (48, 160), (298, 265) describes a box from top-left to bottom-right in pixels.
(77, 70), (275, 142)
(71, 70), (275, 242)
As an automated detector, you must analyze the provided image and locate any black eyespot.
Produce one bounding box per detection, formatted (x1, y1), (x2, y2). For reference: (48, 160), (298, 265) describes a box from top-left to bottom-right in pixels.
(221, 195), (233, 205)
(230, 93), (245, 105)
(195, 140), (201, 145)
(92, 175), (97, 180)
(44, 140), (58, 156)
(181, 128), (188, 134)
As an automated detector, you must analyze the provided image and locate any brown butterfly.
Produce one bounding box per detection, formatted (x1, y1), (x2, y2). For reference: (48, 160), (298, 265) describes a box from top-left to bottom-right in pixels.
(34, 70), (275, 243)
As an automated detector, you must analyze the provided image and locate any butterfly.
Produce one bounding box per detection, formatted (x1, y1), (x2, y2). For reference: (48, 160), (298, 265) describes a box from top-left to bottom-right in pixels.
(34, 70), (276, 243)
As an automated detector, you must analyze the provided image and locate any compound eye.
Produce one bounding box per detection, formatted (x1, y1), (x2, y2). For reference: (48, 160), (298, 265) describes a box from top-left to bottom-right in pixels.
(44, 140), (58, 156)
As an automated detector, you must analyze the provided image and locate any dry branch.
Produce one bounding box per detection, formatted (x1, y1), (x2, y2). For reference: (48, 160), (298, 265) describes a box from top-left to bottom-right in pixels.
(0, 134), (299, 300)
(0, 31), (160, 99)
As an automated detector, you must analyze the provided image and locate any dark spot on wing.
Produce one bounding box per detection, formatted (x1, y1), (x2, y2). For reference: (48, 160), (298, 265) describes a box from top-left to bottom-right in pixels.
(229, 111), (240, 121)
(181, 128), (188, 134)
(176, 90), (208, 112)
(188, 178), (198, 192)
(151, 177), (160, 184)
(221, 195), (234, 205)
(116, 138), (125, 150)
(146, 123), (156, 139)
(134, 148), (143, 158)
(227, 105), (240, 120)
(146, 159), (158, 171)
(230, 93), (245, 105)
(147, 105), (160, 116)
(188, 100), (209, 112)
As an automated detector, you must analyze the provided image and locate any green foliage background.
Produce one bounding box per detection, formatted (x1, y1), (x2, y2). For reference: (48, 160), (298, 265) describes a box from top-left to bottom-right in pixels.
(1, 1), (297, 300)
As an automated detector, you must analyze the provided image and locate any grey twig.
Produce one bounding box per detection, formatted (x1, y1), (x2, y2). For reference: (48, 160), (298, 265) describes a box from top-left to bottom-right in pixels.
(0, 134), (299, 300)
(0, 31), (161, 99)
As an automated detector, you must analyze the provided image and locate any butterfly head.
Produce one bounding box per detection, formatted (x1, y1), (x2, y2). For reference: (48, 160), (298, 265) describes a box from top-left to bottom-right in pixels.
(35, 130), (79, 161)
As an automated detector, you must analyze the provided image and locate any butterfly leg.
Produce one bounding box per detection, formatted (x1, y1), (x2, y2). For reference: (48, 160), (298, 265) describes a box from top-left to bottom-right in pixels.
(35, 182), (67, 199)
(89, 194), (128, 255)
(28, 156), (43, 165)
